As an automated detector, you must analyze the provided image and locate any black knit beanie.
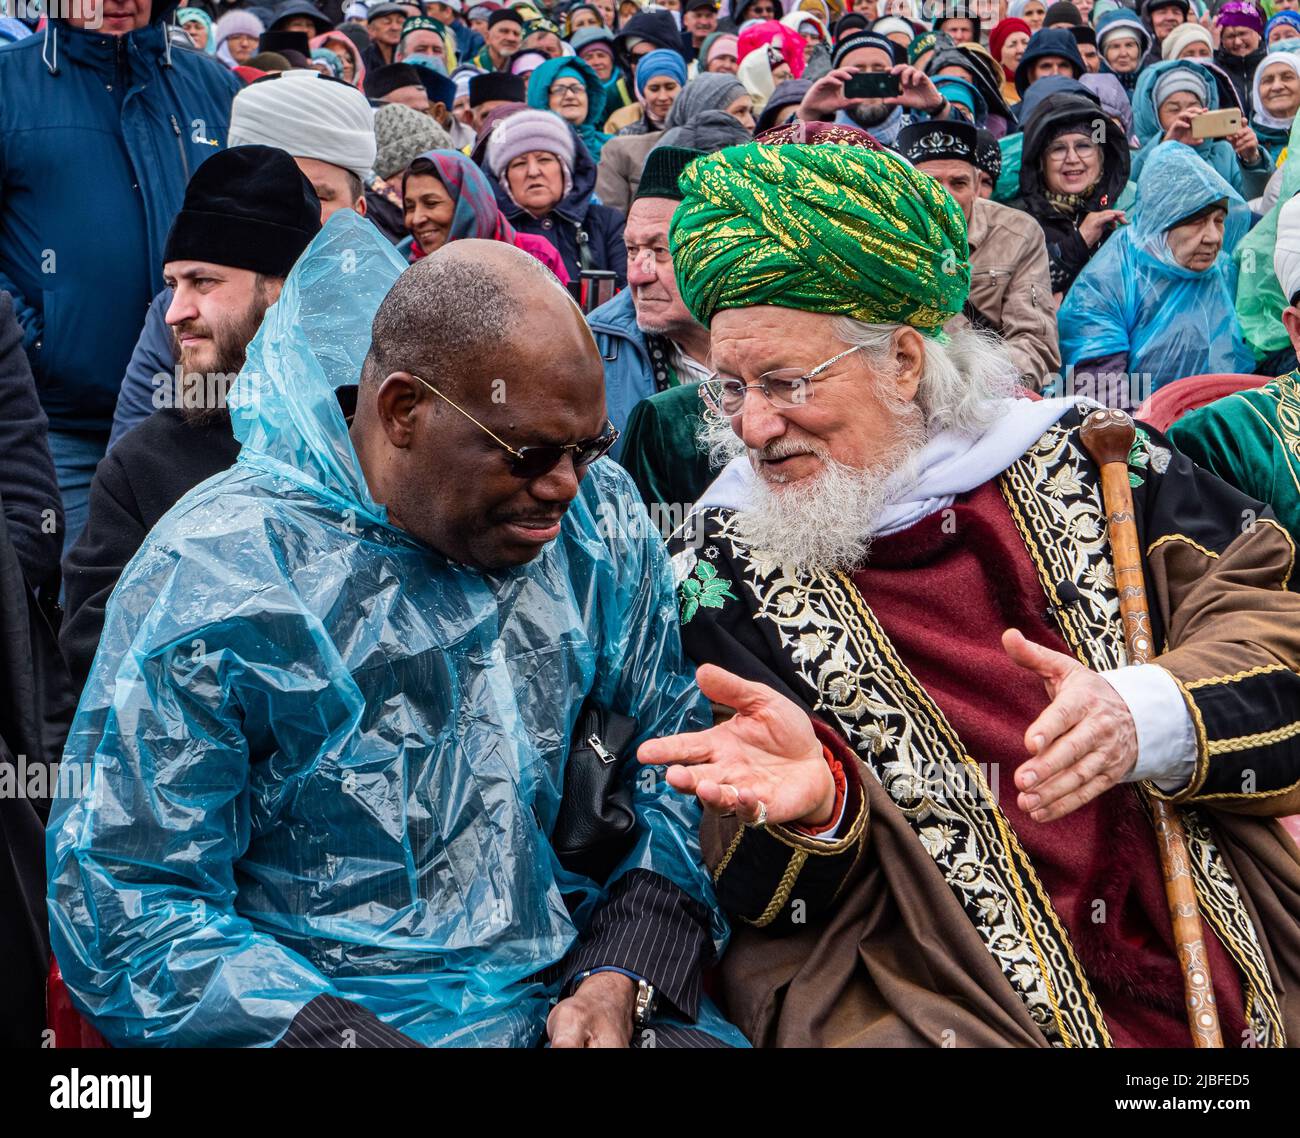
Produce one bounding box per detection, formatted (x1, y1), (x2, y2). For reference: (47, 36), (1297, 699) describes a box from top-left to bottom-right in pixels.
(163, 145), (322, 278)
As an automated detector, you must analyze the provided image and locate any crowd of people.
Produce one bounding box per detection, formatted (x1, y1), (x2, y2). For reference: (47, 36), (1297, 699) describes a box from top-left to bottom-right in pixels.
(2, 0), (1300, 1051)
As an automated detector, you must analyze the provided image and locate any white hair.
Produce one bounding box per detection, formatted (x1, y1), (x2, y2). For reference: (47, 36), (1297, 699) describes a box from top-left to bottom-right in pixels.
(695, 320), (1020, 573)
(829, 318), (1020, 438)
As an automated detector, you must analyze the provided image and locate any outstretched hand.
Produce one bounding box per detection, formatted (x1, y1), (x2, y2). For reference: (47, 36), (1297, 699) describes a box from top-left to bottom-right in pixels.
(1003, 628), (1138, 823)
(638, 664), (835, 828)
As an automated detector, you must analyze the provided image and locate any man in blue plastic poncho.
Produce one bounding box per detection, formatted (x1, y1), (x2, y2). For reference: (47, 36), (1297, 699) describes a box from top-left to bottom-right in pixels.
(1059, 140), (1256, 397)
(46, 211), (747, 1050)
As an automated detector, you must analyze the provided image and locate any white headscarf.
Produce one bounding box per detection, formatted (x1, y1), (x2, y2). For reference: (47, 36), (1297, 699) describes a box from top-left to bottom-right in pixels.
(1252, 52), (1300, 131)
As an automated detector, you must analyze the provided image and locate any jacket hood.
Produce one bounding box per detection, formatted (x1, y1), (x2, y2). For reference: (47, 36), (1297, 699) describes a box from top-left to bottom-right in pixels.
(526, 56), (608, 130)
(1019, 91), (1131, 209)
(1130, 140), (1248, 276)
(1131, 58), (1221, 146)
(1140, 0), (1190, 19)
(1016, 74), (1096, 124)
(1095, 10), (1153, 56)
(615, 10), (685, 60)
(228, 210), (408, 522)
(1014, 27), (1086, 95)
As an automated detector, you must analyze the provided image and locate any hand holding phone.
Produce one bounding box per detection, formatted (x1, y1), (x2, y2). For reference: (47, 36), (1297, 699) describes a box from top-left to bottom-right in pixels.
(844, 71), (901, 100)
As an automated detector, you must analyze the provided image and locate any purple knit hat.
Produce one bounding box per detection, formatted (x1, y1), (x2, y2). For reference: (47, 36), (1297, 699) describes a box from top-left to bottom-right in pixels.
(1215, 1), (1264, 34)
(485, 108), (576, 179)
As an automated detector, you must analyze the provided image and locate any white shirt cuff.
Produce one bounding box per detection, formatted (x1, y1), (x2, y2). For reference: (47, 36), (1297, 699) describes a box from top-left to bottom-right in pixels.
(1099, 663), (1198, 793)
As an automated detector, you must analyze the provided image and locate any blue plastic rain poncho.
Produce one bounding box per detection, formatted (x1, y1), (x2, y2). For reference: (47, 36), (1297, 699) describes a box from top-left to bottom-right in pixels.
(1059, 141), (1256, 389)
(47, 211), (743, 1048)
(1129, 60), (1275, 202)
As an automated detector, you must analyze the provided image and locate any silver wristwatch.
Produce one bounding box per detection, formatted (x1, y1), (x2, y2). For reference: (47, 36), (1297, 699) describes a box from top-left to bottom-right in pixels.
(633, 978), (657, 1027)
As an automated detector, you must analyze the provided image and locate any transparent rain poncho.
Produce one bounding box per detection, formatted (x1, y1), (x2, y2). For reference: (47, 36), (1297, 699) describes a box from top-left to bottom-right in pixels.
(1058, 141), (1255, 390)
(47, 212), (742, 1048)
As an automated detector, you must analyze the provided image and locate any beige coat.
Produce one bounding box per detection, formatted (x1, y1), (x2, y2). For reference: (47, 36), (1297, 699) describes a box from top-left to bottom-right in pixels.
(945, 196), (1061, 390)
(594, 131), (663, 216)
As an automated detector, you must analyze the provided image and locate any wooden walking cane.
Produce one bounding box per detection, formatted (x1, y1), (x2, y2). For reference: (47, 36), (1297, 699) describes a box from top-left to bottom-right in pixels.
(1079, 408), (1223, 1048)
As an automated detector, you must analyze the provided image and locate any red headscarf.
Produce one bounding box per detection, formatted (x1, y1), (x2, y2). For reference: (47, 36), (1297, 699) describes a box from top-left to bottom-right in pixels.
(988, 17), (1032, 81)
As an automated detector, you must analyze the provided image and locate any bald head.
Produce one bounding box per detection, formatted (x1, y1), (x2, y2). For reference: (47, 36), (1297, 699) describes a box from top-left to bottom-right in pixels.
(352, 240), (608, 570)
(363, 240), (576, 398)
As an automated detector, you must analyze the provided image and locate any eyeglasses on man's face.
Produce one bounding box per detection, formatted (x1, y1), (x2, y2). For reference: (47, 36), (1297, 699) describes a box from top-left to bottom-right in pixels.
(409, 373), (618, 479)
(699, 345), (865, 417)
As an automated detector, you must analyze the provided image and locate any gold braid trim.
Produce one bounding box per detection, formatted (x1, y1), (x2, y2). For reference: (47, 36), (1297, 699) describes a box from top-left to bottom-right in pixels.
(1207, 720), (1300, 756)
(1253, 517), (1296, 590)
(1184, 663), (1293, 690)
(1146, 533), (1220, 560)
(711, 825), (746, 884)
(1148, 672), (1210, 802)
(743, 848), (809, 929)
(836, 573), (1109, 1049)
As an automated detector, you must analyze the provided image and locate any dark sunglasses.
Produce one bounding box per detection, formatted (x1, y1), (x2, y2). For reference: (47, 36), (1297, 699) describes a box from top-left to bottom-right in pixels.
(409, 373), (619, 479)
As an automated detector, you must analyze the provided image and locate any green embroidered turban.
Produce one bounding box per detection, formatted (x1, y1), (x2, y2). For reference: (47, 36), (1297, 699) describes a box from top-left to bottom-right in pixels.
(669, 142), (970, 334)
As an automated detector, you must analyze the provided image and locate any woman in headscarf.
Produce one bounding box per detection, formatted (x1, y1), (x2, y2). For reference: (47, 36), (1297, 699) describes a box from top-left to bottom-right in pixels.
(402, 148), (570, 283)
(527, 56), (610, 161)
(1267, 10), (1300, 46)
(1131, 60), (1274, 199)
(571, 27), (632, 112)
(606, 48), (687, 134)
(484, 108), (628, 284)
(1251, 51), (1300, 160)
(596, 71), (752, 210)
(781, 9), (831, 75)
(1096, 9), (1152, 95)
(1214, 1), (1267, 116)
(1012, 90), (1131, 297)
(658, 70), (756, 147)
(1059, 141), (1255, 390)
(1009, 0), (1047, 31)
(214, 10), (264, 70)
(698, 31), (741, 73)
(781, 9), (829, 46)
(989, 16), (1031, 105)
(565, 2), (605, 36)
(178, 7), (216, 55)
(311, 29), (366, 87)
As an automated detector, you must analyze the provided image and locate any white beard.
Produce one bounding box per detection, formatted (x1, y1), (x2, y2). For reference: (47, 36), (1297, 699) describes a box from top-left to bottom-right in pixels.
(701, 413), (928, 575)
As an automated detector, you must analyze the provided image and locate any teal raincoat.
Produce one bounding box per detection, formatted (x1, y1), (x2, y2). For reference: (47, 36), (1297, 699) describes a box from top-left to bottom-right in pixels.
(1129, 60), (1274, 202)
(46, 212), (741, 1048)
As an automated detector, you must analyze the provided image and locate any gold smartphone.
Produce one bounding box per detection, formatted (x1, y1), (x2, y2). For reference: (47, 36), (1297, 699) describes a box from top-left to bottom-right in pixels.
(1191, 108), (1242, 140)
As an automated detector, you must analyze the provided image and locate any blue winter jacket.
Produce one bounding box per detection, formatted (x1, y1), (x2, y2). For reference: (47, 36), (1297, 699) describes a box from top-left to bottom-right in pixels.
(0, 5), (239, 432)
(109, 288), (176, 450)
(588, 288), (661, 461)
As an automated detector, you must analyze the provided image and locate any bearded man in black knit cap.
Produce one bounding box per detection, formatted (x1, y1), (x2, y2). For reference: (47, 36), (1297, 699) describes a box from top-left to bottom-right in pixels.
(61, 146), (321, 693)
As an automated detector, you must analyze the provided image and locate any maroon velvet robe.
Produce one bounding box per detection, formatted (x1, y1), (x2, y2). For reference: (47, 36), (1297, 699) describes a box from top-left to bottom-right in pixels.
(850, 480), (1247, 1046)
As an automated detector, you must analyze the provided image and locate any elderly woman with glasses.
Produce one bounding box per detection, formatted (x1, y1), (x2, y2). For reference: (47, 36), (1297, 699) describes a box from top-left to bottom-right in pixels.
(527, 56), (611, 161)
(1011, 90), (1132, 299)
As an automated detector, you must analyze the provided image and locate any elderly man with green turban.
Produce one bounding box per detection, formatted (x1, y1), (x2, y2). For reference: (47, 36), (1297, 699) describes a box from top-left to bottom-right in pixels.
(637, 139), (1300, 1049)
